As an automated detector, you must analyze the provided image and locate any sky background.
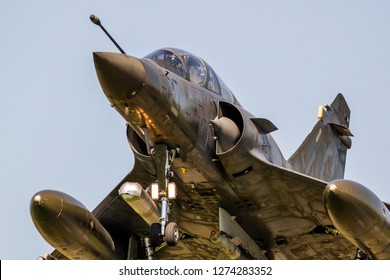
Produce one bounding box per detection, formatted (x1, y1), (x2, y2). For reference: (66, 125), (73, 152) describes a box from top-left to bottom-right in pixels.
(1, 1), (390, 259)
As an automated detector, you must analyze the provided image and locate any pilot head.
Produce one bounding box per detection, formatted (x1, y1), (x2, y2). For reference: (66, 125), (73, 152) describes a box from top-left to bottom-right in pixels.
(167, 54), (181, 69)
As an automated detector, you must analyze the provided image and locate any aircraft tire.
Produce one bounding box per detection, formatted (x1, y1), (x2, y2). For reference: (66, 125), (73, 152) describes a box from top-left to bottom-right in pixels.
(165, 222), (179, 246)
(150, 223), (162, 247)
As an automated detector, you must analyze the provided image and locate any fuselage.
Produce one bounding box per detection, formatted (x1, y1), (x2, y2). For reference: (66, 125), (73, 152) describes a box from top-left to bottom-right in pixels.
(93, 48), (289, 216)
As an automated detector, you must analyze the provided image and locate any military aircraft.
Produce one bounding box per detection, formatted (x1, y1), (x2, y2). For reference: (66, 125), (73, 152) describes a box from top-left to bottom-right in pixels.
(30, 15), (390, 260)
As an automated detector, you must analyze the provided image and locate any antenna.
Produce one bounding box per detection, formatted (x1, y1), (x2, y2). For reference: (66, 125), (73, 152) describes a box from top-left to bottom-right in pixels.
(90, 14), (126, 55)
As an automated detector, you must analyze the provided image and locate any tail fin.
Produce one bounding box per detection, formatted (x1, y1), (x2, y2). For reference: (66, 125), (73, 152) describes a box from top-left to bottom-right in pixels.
(288, 93), (353, 182)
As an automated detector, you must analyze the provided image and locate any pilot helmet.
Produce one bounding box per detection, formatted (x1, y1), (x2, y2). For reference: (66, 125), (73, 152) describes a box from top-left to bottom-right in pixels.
(167, 54), (181, 68)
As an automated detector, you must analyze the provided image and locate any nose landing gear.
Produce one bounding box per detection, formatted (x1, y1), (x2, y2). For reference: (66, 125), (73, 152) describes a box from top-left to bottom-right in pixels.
(149, 144), (179, 248)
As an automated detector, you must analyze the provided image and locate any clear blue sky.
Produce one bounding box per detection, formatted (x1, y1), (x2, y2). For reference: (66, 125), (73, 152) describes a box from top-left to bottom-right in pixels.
(1, 1), (390, 259)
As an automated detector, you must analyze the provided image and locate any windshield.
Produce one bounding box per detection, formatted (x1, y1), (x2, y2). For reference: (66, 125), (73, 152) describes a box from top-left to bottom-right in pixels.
(145, 48), (232, 98)
(145, 49), (186, 79)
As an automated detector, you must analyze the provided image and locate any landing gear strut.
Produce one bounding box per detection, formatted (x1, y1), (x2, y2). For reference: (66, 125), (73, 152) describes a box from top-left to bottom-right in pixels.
(149, 144), (179, 247)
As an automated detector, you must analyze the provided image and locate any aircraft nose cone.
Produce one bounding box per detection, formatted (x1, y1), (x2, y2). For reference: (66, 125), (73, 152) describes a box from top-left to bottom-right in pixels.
(30, 190), (64, 224)
(93, 52), (146, 100)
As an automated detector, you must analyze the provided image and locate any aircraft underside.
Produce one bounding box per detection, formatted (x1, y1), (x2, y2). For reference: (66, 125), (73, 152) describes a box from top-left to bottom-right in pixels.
(30, 15), (390, 260)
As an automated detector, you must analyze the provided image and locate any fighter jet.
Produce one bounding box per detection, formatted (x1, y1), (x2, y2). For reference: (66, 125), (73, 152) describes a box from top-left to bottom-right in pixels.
(30, 16), (390, 260)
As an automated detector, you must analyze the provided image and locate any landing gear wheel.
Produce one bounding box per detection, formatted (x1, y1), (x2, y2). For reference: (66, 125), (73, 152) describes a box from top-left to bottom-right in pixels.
(150, 223), (162, 247)
(165, 222), (179, 246)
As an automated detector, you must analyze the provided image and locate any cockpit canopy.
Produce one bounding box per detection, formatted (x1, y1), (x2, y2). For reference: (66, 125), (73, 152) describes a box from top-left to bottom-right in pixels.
(145, 48), (233, 99)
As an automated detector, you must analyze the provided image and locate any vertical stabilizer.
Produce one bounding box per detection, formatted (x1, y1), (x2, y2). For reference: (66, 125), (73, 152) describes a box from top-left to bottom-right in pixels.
(288, 94), (353, 182)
